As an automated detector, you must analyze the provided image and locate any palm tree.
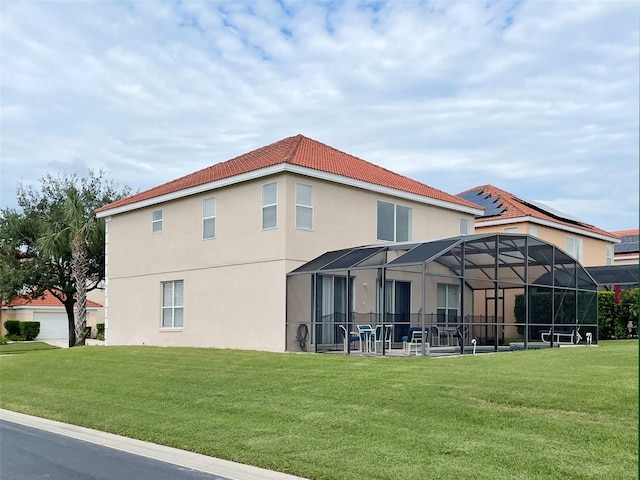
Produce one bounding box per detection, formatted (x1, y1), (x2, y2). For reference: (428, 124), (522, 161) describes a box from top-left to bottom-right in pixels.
(38, 187), (99, 346)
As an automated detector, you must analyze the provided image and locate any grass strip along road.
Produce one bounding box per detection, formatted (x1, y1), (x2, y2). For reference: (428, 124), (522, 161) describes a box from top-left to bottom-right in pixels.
(0, 341), (637, 480)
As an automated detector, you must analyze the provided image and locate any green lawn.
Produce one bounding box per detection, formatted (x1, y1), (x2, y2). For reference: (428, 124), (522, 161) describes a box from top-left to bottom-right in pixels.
(0, 341), (60, 354)
(0, 342), (637, 480)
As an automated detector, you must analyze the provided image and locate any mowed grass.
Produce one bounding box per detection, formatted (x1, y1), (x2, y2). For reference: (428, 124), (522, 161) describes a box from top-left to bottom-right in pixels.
(0, 341), (59, 354)
(0, 341), (636, 480)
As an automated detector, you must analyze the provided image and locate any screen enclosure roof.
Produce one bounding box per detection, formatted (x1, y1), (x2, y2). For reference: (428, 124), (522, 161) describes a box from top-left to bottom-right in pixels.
(288, 233), (598, 290)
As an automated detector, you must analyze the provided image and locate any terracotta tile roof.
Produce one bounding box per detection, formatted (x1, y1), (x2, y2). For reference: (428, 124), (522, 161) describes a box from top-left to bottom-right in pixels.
(97, 134), (480, 213)
(456, 184), (618, 240)
(610, 229), (639, 238)
(3, 290), (102, 308)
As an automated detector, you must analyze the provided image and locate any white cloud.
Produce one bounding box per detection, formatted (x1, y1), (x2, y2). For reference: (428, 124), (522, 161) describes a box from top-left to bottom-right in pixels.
(1, 0), (638, 232)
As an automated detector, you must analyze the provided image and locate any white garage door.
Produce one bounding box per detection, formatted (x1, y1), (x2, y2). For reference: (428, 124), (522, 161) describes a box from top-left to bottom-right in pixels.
(33, 312), (69, 340)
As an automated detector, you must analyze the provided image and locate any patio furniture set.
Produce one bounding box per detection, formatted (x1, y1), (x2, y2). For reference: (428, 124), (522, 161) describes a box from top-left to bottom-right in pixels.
(340, 324), (468, 355)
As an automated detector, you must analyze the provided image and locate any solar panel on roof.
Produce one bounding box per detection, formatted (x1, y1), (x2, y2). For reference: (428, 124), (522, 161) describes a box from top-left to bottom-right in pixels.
(614, 234), (639, 254)
(519, 197), (584, 224)
(457, 190), (506, 218)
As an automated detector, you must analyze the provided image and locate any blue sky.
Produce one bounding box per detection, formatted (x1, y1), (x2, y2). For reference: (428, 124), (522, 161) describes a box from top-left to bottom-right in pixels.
(1, 0), (638, 231)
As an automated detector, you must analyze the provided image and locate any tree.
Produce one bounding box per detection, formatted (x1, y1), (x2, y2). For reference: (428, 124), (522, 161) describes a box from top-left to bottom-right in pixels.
(0, 171), (131, 346)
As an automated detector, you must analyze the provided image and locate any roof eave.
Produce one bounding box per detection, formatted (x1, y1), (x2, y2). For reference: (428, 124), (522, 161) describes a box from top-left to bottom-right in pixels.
(97, 164), (484, 218)
(475, 216), (620, 243)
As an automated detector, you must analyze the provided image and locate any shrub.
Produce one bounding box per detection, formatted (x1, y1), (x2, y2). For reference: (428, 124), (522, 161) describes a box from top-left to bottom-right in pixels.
(4, 320), (20, 336)
(96, 323), (105, 336)
(598, 291), (615, 339)
(0, 336), (7, 345)
(96, 332), (105, 341)
(19, 321), (40, 341)
(618, 289), (639, 336)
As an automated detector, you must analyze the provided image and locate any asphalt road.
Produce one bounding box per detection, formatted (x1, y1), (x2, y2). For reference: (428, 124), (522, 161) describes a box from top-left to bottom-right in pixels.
(0, 420), (229, 480)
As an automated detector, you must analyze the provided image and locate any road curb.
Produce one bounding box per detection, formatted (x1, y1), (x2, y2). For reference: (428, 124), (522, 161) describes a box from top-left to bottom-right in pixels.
(0, 409), (308, 480)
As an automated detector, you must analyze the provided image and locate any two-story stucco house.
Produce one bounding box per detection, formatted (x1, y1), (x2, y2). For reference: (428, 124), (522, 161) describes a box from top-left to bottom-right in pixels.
(96, 135), (483, 352)
(457, 185), (619, 267)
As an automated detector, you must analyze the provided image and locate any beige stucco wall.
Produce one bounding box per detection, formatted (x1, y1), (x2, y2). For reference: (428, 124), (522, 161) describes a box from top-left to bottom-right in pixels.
(284, 175), (475, 263)
(475, 222), (615, 267)
(105, 172), (475, 352)
(106, 261), (286, 350)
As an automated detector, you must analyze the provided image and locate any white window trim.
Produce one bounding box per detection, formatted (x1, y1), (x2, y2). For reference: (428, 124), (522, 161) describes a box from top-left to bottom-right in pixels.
(161, 280), (184, 330)
(152, 209), (163, 233)
(295, 183), (314, 231)
(460, 218), (470, 235)
(262, 182), (278, 230)
(203, 197), (216, 240)
(565, 236), (584, 263)
(377, 200), (413, 242)
(606, 245), (613, 265)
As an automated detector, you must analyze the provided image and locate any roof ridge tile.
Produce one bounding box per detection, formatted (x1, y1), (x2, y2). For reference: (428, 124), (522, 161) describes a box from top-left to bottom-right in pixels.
(98, 135), (480, 214)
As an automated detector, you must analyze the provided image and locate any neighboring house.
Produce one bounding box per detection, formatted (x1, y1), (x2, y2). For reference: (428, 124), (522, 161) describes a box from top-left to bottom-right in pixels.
(1, 291), (103, 340)
(96, 134), (483, 352)
(610, 229), (639, 265)
(457, 185), (619, 267)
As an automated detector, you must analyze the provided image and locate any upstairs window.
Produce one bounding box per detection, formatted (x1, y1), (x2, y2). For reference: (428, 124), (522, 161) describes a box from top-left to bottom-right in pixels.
(152, 209), (163, 233)
(606, 245), (613, 265)
(459, 218), (471, 235)
(203, 197), (216, 239)
(504, 226), (518, 233)
(377, 201), (412, 242)
(530, 227), (539, 237)
(296, 183), (313, 230)
(565, 236), (584, 263)
(262, 182), (277, 230)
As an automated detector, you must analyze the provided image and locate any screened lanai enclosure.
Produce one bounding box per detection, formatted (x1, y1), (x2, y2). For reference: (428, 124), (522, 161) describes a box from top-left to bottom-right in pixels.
(286, 233), (598, 356)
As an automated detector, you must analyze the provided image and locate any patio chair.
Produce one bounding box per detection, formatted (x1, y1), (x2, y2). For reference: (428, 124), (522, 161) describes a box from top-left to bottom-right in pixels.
(405, 328), (430, 356)
(338, 325), (361, 352)
(371, 325), (393, 353)
(453, 325), (468, 346)
(430, 325), (449, 347)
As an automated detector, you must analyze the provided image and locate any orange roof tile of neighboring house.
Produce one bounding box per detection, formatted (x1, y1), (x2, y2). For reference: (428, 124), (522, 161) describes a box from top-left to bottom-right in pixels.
(610, 229), (639, 238)
(97, 134), (481, 214)
(457, 184), (618, 240)
(3, 291), (102, 308)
